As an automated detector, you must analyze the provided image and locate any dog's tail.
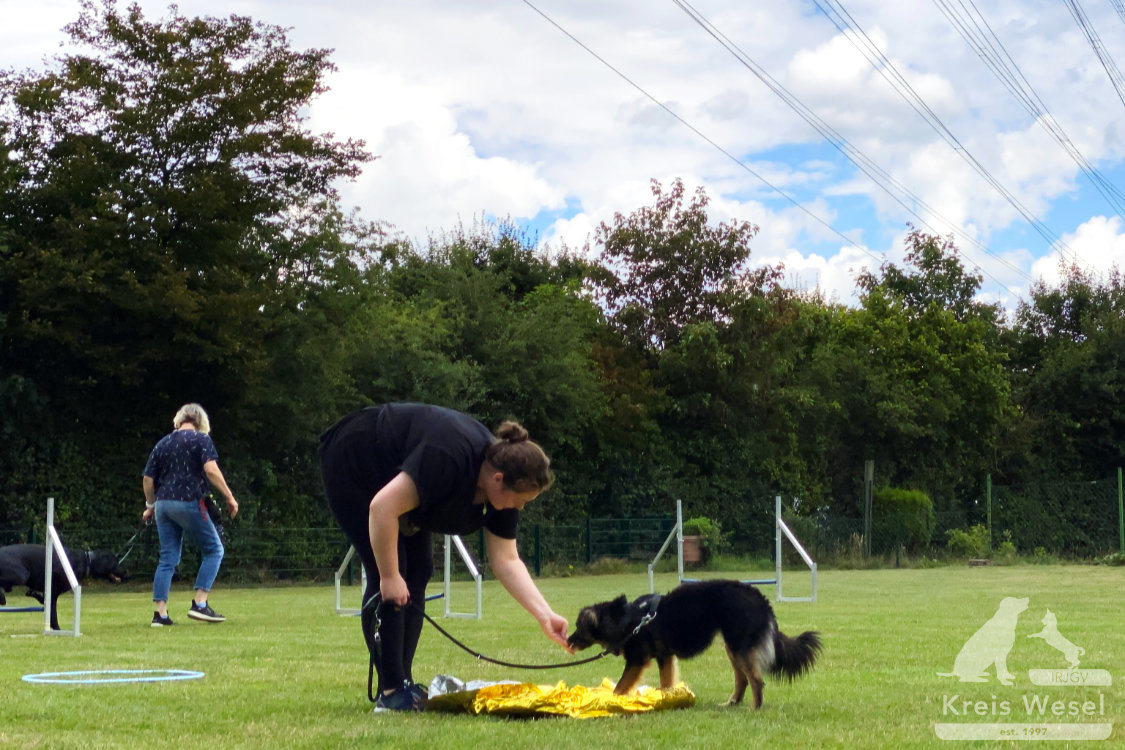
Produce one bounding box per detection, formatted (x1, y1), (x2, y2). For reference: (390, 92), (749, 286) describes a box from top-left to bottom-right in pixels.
(768, 627), (822, 681)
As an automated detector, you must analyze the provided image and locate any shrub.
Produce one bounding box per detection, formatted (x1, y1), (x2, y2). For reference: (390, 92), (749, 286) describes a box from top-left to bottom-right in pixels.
(873, 487), (935, 552)
(585, 557), (632, 575)
(946, 524), (990, 558)
(682, 516), (728, 554)
(994, 542), (1017, 564)
(1098, 551), (1125, 566)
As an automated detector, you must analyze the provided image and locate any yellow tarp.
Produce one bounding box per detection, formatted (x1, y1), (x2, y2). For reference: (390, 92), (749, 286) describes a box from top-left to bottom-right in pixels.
(426, 677), (695, 718)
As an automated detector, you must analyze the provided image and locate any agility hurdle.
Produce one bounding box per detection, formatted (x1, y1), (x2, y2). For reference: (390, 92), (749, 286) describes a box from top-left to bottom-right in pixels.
(441, 534), (482, 619)
(43, 496), (82, 636)
(334, 534), (483, 619)
(647, 497), (817, 602)
(333, 546), (366, 616)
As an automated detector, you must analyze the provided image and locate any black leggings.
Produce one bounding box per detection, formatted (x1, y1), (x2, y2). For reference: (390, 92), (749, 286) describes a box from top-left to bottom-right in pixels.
(320, 444), (434, 693)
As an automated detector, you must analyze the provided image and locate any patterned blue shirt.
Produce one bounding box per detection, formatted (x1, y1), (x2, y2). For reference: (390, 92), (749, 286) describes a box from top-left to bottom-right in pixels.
(143, 430), (219, 502)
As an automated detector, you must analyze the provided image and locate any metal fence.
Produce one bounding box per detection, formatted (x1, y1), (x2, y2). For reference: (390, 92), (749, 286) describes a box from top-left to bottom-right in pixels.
(0, 515), (676, 584)
(2, 474), (1120, 582)
(784, 474), (1123, 561)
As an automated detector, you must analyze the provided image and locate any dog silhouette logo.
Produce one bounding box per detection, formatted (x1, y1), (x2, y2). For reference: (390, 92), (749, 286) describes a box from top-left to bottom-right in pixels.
(1028, 608), (1085, 668)
(938, 596), (1029, 685)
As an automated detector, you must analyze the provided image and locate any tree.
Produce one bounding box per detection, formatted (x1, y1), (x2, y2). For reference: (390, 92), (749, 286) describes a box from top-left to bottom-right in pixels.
(588, 178), (813, 540)
(0, 0), (371, 426)
(592, 178), (764, 352)
(839, 230), (1011, 511)
(0, 0), (371, 531)
(1005, 263), (1125, 479)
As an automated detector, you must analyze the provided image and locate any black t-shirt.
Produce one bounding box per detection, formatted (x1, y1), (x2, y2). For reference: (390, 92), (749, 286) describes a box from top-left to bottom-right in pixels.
(320, 403), (519, 539)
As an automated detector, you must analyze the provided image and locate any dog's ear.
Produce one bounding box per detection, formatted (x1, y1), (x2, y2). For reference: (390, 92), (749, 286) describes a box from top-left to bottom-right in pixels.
(611, 594), (628, 607)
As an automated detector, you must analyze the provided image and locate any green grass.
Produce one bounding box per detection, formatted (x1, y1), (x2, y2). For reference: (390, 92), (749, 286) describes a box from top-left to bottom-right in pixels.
(1, 566), (1121, 749)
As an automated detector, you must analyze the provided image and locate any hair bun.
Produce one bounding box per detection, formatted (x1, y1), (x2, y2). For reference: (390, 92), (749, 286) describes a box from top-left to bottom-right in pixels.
(495, 420), (529, 443)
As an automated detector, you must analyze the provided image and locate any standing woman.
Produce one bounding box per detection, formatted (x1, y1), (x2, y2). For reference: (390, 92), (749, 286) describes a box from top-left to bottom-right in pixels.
(319, 402), (570, 712)
(142, 403), (239, 626)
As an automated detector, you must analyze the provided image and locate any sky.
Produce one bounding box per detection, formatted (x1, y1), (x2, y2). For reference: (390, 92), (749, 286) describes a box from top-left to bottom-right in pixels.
(3, 0), (1125, 309)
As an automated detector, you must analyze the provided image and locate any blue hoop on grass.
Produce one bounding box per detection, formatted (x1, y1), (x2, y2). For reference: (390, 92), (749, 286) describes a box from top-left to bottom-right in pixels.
(22, 669), (205, 684)
(1, 606), (45, 613)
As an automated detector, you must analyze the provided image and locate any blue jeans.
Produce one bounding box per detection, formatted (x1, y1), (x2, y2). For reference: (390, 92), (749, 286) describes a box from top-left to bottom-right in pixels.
(152, 499), (224, 602)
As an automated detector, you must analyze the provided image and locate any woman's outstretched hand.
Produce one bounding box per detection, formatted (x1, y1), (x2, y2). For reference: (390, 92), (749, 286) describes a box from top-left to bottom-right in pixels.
(541, 611), (573, 652)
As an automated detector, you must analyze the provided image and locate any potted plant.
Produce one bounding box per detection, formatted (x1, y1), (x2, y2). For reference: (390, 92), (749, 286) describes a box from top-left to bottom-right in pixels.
(682, 516), (726, 564)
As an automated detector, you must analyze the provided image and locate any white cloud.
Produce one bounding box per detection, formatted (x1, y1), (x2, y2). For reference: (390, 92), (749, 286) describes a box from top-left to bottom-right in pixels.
(4, 0), (1125, 309)
(1032, 215), (1125, 286)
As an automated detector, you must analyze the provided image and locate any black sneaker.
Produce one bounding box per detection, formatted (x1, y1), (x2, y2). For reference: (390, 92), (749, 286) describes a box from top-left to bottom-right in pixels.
(373, 682), (426, 713)
(187, 601), (226, 623)
(151, 611), (174, 627)
(406, 681), (428, 702)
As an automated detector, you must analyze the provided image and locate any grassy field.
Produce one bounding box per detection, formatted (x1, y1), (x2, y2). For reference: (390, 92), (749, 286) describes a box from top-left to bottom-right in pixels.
(0, 565), (1120, 749)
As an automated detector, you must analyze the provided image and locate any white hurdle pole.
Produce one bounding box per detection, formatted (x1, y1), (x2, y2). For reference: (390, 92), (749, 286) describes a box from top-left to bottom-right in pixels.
(775, 495), (818, 603)
(443, 535), (482, 619)
(43, 496), (82, 636)
(334, 546), (365, 615)
(775, 495), (783, 597)
(647, 499), (684, 592)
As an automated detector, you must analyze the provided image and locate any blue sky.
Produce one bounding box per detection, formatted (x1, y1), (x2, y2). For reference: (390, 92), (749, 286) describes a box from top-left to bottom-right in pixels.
(3, 0), (1124, 310)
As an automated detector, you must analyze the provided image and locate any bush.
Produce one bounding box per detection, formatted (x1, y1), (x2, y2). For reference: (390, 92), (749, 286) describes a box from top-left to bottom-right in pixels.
(873, 487), (935, 552)
(946, 524), (990, 558)
(994, 537), (1018, 564)
(585, 557), (632, 575)
(1098, 551), (1125, 566)
(682, 516), (728, 554)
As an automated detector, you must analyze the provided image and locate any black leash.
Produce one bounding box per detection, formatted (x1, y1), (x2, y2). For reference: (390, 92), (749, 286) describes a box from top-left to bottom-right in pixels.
(416, 607), (611, 669)
(115, 521), (151, 565)
(360, 594), (612, 704)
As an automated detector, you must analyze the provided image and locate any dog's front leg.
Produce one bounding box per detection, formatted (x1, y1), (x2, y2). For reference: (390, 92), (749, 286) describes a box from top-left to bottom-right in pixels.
(657, 657), (679, 688)
(27, 589), (45, 604)
(49, 594), (61, 631)
(613, 660), (649, 695)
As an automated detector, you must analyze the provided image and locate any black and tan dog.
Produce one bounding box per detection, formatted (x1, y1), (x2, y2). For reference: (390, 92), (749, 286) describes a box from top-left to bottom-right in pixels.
(0, 543), (127, 630)
(568, 579), (821, 708)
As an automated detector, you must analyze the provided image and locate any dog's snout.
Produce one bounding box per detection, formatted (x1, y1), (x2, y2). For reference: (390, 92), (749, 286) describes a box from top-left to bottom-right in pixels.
(567, 632), (592, 650)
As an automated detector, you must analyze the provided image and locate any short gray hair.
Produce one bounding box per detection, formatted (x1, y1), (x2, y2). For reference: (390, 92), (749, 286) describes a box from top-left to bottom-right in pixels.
(172, 403), (211, 434)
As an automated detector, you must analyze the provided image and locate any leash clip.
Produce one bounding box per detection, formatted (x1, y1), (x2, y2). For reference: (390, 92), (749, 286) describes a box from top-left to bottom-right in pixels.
(631, 610), (657, 636)
(630, 593), (661, 636)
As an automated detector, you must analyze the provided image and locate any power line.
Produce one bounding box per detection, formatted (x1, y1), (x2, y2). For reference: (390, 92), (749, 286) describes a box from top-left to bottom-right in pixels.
(517, 0), (886, 270)
(671, 0), (1033, 291)
(811, 0), (1082, 265)
(1110, 0), (1125, 27)
(932, 0), (1125, 216)
(1063, 0), (1125, 110)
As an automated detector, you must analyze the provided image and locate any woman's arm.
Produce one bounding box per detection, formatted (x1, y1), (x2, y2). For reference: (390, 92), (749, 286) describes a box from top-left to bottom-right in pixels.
(141, 476), (156, 522)
(369, 471), (421, 606)
(203, 460), (239, 518)
(485, 530), (571, 649)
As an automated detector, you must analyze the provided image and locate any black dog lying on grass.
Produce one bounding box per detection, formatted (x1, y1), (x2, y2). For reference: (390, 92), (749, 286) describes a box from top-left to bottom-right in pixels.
(0, 543), (127, 629)
(568, 579), (821, 708)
